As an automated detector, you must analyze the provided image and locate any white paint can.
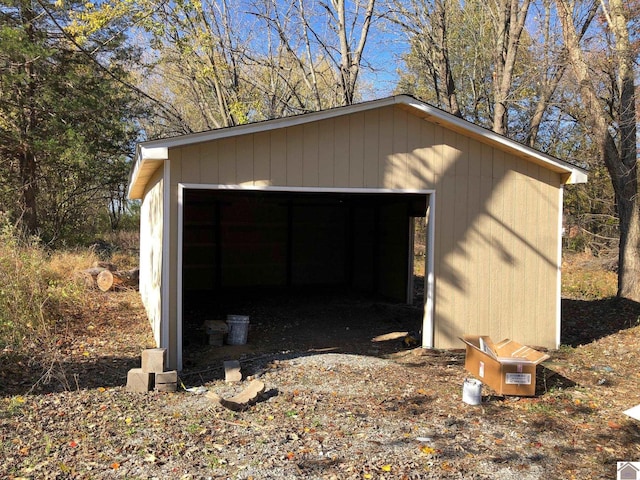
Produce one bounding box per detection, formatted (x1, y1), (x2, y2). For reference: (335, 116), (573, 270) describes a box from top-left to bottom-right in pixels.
(462, 378), (482, 405)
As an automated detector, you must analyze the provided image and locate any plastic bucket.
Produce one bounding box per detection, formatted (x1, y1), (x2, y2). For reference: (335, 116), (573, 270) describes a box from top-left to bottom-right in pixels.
(226, 315), (250, 345)
(462, 378), (482, 405)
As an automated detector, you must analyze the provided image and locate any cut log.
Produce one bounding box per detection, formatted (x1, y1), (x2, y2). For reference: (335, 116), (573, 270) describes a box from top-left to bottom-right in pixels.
(87, 267), (139, 291)
(97, 270), (114, 291)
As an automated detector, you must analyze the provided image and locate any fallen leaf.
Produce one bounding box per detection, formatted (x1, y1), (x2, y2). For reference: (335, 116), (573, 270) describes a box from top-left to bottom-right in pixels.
(420, 445), (435, 455)
(381, 464), (391, 472)
(69, 440), (78, 448)
(111, 462), (120, 469)
(286, 452), (295, 460)
(608, 421), (622, 430)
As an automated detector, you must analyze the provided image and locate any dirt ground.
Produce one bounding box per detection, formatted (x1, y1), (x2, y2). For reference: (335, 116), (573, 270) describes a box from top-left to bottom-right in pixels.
(1, 279), (640, 479)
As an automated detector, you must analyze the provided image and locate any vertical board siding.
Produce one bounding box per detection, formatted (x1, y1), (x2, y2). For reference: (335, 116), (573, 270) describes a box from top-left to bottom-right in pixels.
(236, 133), (254, 185)
(253, 131), (271, 186)
(180, 144), (201, 182)
(363, 110), (380, 187)
(349, 112), (365, 187)
(166, 104), (563, 351)
(377, 107), (394, 188)
(270, 129), (287, 185)
(140, 169), (164, 348)
(218, 137), (237, 184)
(303, 123), (319, 187)
(286, 125), (304, 185)
(199, 141), (219, 184)
(333, 115), (350, 187)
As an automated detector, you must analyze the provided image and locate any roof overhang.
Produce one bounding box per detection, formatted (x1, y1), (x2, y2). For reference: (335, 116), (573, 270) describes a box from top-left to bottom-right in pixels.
(127, 95), (588, 199)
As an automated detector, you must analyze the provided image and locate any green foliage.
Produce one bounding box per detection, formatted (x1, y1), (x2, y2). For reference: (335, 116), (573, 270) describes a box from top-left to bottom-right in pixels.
(0, 0), (145, 245)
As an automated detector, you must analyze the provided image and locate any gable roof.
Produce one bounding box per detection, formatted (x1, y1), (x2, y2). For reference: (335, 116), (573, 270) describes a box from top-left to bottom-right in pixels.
(128, 95), (588, 199)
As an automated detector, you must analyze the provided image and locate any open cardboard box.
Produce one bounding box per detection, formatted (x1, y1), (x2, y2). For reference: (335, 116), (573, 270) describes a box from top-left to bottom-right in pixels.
(460, 335), (550, 396)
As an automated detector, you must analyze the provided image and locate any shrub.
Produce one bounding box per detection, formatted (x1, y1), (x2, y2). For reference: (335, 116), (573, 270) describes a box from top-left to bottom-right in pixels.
(0, 218), (89, 352)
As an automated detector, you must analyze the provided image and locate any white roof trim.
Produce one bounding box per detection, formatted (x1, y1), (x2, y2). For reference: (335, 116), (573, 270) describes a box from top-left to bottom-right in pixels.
(128, 95), (587, 199)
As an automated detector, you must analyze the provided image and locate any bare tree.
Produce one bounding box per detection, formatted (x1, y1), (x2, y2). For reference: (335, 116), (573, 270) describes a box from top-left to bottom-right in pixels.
(489, 0), (532, 135)
(555, 0), (639, 300)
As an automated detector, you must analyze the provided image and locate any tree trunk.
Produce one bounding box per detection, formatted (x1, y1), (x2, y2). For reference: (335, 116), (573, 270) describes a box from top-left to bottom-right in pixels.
(556, 0), (640, 301)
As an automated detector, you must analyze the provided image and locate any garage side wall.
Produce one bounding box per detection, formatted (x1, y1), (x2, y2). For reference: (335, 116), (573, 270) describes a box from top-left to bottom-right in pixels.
(168, 104), (563, 350)
(139, 167), (164, 347)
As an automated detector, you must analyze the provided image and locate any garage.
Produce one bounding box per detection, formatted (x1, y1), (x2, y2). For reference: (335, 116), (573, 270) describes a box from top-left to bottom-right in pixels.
(127, 95), (587, 370)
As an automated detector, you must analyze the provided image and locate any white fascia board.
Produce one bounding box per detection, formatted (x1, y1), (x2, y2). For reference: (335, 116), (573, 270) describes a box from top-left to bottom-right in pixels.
(137, 98), (400, 151)
(132, 95), (587, 188)
(127, 146), (169, 199)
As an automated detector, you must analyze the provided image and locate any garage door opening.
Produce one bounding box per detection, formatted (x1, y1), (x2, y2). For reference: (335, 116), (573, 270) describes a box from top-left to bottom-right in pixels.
(179, 187), (432, 365)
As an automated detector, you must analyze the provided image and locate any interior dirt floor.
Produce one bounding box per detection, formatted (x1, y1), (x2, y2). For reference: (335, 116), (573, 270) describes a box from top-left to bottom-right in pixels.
(181, 281), (426, 370)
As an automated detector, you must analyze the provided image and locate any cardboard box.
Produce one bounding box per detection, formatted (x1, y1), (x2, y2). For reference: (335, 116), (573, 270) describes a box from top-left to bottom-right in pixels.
(461, 335), (550, 396)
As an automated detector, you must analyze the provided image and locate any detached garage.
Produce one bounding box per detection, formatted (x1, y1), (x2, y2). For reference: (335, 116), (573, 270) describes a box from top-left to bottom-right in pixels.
(127, 95), (587, 370)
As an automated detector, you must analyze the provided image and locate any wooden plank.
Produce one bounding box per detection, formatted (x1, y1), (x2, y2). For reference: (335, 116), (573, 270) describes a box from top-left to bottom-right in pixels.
(218, 137), (237, 184)
(406, 112), (422, 189)
(303, 122), (319, 187)
(318, 119), (335, 186)
(180, 144), (201, 183)
(286, 125), (304, 185)
(334, 115), (350, 187)
(378, 107), (394, 188)
(270, 129), (287, 185)
(467, 139), (482, 179)
(253, 131), (271, 186)
(236, 134), (254, 185)
(349, 112), (365, 187)
(419, 121), (436, 187)
(390, 107), (408, 187)
(454, 133), (469, 177)
(199, 140), (219, 184)
(363, 109), (379, 187)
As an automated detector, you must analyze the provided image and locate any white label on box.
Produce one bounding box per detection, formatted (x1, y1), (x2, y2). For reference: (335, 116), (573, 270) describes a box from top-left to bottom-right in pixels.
(479, 361), (485, 378)
(505, 373), (531, 385)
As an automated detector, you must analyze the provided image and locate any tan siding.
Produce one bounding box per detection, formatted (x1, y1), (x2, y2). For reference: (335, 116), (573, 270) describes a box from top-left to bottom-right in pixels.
(318, 119), (335, 186)
(254, 131), (271, 186)
(218, 137), (237, 184)
(418, 121), (436, 187)
(378, 107), (394, 187)
(236, 133), (254, 185)
(270, 129), (287, 185)
(334, 115), (350, 187)
(286, 125), (303, 185)
(139, 168), (164, 348)
(180, 144), (201, 182)
(349, 112), (365, 187)
(406, 112), (423, 189)
(199, 140), (219, 184)
(163, 103), (565, 358)
(363, 109), (380, 187)
(390, 107), (408, 187)
(303, 123), (319, 187)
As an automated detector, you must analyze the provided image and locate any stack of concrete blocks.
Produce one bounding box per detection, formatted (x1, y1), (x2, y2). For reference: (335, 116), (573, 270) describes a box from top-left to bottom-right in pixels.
(203, 320), (228, 346)
(126, 348), (178, 393)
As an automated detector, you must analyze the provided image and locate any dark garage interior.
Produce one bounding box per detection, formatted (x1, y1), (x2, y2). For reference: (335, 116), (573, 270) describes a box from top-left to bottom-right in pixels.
(181, 188), (428, 360)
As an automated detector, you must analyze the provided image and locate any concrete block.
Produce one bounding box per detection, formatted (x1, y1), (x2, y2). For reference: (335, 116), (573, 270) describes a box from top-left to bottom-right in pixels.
(224, 360), (242, 383)
(126, 368), (153, 392)
(141, 348), (166, 373)
(155, 382), (177, 392)
(156, 370), (178, 384)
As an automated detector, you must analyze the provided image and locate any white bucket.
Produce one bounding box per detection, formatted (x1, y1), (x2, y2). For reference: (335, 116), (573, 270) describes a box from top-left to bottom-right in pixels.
(462, 378), (482, 405)
(226, 315), (250, 345)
